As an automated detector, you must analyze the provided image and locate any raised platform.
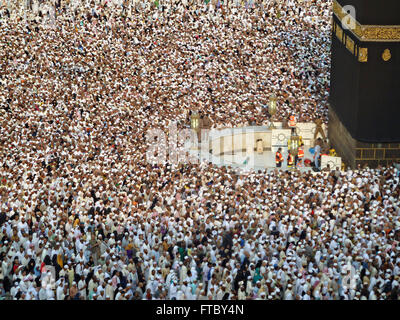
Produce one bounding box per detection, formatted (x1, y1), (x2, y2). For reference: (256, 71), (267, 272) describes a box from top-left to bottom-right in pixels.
(188, 126), (315, 172)
(209, 126), (272, 156)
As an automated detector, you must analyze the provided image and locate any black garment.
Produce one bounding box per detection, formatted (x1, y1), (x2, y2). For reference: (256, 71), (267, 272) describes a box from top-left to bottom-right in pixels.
(15, 290), (22, 300)
(3, 276), (11, 293)
(43, 255), (52, 266)
(149, 197), (158, 210)
(271, 227), (280, 237)
(97, 226), (105, 239)
(197, 251), (205, 263)
(242, 257), (250, 269)
(167, 245), (174, 260)
(383, 280), (392, 293)
(91, 190), (99, 204)
(222, 292), (230, 300)
(53, 261), (62, 280)
(136, 265), (145, 284)
(242, 269), (251, 289)
(115, 232), (123, 242)
(222, 232), (233, 249)
(360, 286), (369, 298)
(34, 276), (41, 287)
(71, 269), (80, 283)
(360, 268), (366, 280)
(221, 257), (229, 269)
(119, 274), (127, 289)
(27, 258), (36, 273)
(88, 207), (95, 216)
(0, 212), (6, 226)
(390, 288), (399, 300)
(234, 269), (247, 292)
(85, 270), (94, 285)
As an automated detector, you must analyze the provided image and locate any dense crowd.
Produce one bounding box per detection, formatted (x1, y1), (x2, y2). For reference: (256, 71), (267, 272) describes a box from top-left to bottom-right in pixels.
(1, 0), (400, 300)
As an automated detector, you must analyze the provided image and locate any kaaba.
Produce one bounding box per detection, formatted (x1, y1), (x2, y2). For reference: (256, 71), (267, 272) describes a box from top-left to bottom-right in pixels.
(329, 0), (400, 168)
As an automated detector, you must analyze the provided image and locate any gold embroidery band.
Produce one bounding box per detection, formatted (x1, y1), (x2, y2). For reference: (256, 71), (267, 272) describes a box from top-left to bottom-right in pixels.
(336, 24), (343, 41)
(333, 0), (400, 42)
(358, 47), (368, 63)
(333, 21), (368, 63)
(346, 37), (355, 54)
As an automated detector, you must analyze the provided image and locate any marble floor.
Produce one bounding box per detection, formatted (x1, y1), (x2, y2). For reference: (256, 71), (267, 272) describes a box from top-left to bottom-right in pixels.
(189, 142), (316, 173)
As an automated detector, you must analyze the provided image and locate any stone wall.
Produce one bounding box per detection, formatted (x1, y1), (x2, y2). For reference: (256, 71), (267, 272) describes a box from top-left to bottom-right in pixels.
(328, 105), (356, 168)
(329, 105), (400, 168)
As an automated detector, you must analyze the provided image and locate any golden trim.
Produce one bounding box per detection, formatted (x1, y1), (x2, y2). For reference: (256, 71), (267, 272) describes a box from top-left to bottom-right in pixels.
(382, 49), (392, 61)
(358, 48), (368, 63)
(333, 0), (400, 42)
(336, 24), (343, 42)
(346, 36), (355, 54)
(333, 22), (360, 60)
(354, 148), (397, 161)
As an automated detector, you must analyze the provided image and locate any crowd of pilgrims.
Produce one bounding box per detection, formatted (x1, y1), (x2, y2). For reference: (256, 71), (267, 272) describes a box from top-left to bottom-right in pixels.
(1, 0), (400, 300)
